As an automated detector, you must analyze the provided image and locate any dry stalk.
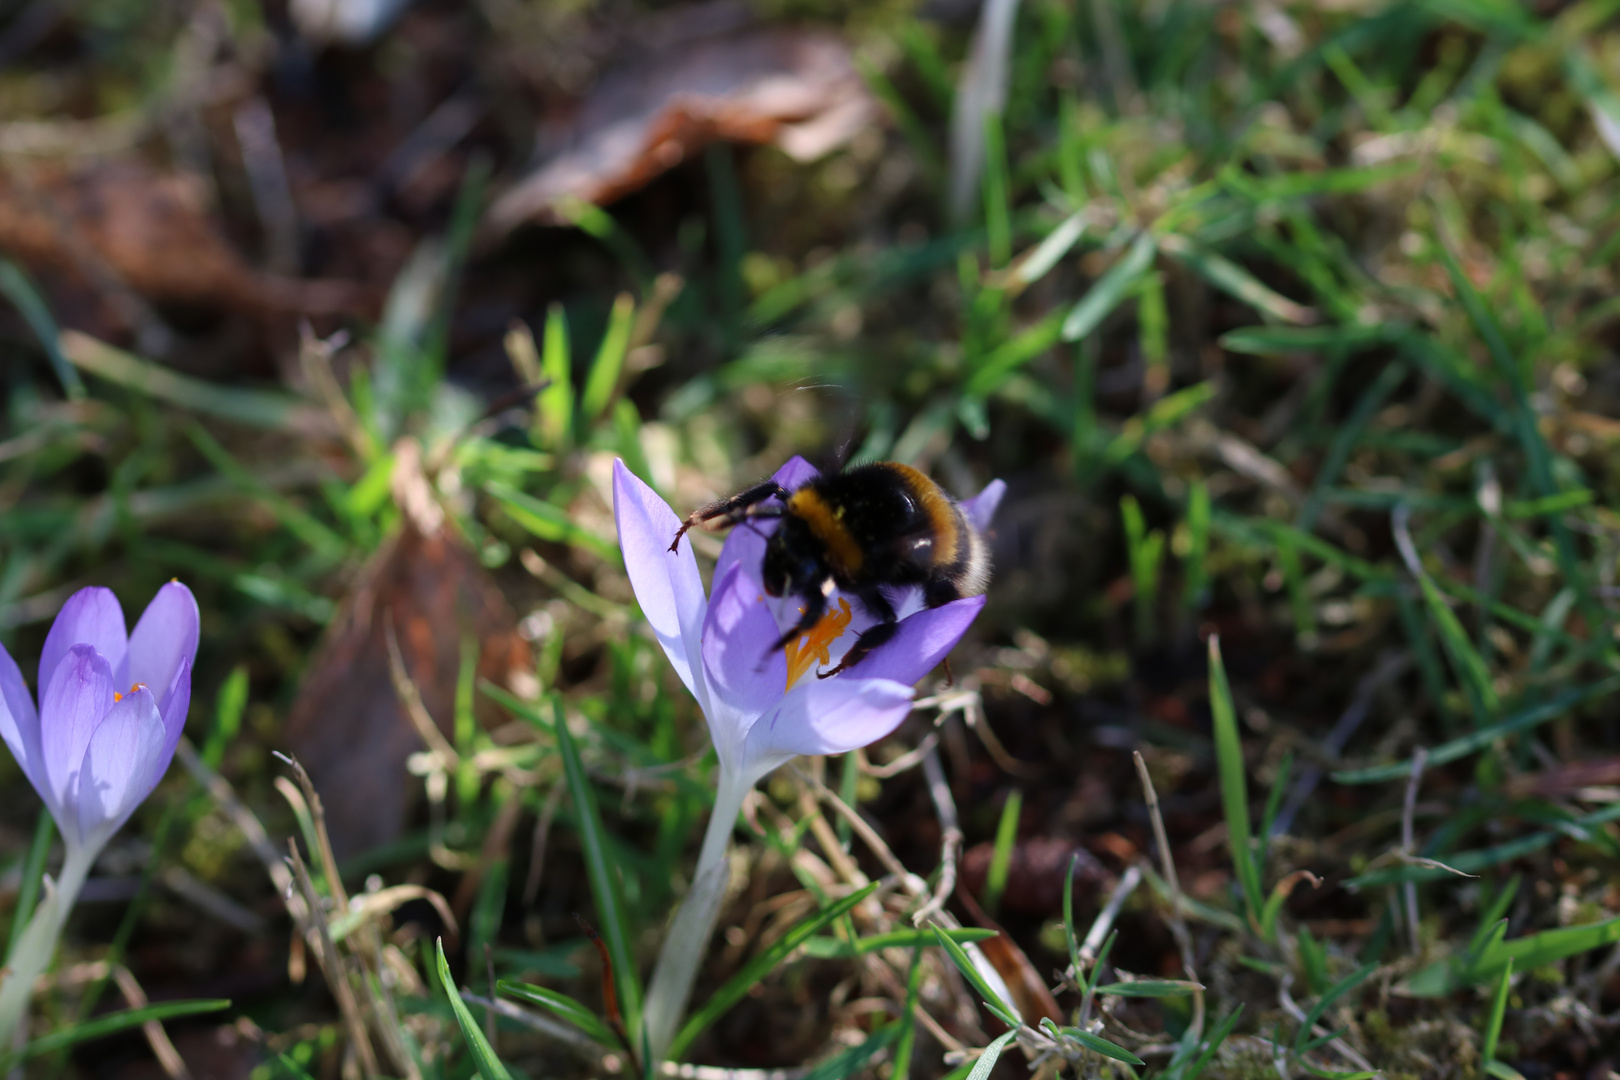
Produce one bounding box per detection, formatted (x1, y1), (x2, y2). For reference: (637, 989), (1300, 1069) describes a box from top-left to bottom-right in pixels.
(912, 744), (963, 927)
(286, 838), (380, 1079)
(1134, 750), (1205, 1040)
(111, 965), (189, 1080)
(523, 780), (566, 907)
(1278, 972), (1377, 1074)
(1400, 746), (1430, 956)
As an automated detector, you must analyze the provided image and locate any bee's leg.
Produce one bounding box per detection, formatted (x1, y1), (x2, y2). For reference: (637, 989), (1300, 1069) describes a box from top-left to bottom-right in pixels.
(669, 479), (789, 553)
(817, 585), (898, 678)
(767, 583), (830, 656)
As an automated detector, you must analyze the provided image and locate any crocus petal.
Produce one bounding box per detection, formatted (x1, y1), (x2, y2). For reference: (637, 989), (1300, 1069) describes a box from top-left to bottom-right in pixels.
(75, 686), (165, 853)
(614, 460), (710, 712)
(39, 644), (115, 818)
(742, 676), (915, 781)
(701, 563), (790, 765)
(961, 479), (1006, 533)
(40, 587), (127, 692)
(712, 456), (821, 591)
(853, 595), (988, 687)
(157, 657), (193, 765)
(0, 641), (45, 799)
(127, 582), (199, 716)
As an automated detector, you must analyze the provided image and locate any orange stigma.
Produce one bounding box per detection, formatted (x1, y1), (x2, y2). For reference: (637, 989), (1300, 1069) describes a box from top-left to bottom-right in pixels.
(112, 681), (147, 703)
(783, 599), (854, 689)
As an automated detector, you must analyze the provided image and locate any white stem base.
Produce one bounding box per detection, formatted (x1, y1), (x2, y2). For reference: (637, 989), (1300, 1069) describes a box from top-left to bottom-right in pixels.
(0, 846), (94, 1051)
(641, 769), (751, 1064)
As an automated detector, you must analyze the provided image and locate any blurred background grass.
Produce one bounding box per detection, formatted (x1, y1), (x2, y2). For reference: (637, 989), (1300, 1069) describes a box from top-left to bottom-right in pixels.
(5, 0), (1620, 1076)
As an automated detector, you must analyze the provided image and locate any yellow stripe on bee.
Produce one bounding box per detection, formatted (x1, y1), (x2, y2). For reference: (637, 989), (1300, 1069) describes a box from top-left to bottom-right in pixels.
(886, 463), (960, 566)
(788, 488), (865, 574)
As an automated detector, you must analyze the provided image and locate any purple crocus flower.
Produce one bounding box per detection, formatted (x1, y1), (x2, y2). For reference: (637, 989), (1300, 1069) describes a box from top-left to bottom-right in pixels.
(613, 456), (1001, 1060)
(0, 582), (198, 1047)
(614, 456), (1001, 801)
(0, 583), (198, 858)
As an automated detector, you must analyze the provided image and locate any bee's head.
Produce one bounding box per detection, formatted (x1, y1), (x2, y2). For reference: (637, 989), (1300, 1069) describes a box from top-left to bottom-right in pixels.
(762, 518), (825, 599)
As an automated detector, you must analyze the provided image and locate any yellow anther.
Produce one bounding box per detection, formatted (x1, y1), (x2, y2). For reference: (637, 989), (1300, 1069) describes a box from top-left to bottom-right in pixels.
(783, 599), (854, 689)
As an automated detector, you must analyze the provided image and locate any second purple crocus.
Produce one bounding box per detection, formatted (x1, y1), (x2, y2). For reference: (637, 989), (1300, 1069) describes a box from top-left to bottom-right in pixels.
(0, 582), (199, 1048)
(0, 582), (198, 859)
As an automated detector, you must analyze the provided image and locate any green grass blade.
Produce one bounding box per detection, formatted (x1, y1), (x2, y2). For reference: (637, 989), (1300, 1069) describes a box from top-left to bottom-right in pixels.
(1009, 212), (1089, 289)
(435, 939), (513, 1080)
(1293, 965), (1374, 1054)
(799, 927), (997, 958)
(1474, 914), (1620, 977)
(554, 699), (643, 1035)
(63, 333), (311, 430)
(1470, 877), (1522, 957)
(1174, 1005), (1244, 1080)
(1160, 235), (1314, 324)
(582, 292), (636, 422)
(668, 883), (877, 1059)
(802, 1026), (898, 1080)
(1481, 956), (1513, 1063)
(929, 924), (1019, 1027)
(984, 789), (1021, 914)
(4, 811), (53, 962)
(890, 945), (927, 1079)
(0, 999), (230, 1067)
(1183, 480), (1211, 613)
(1062, 852), (1082, 987)
(484, 481), (618, 561)
(1208, 635), (1262, 930)
(1333, 675), (1620, 783)
(497, 980), (618, 1047)
(1093, 980), (1202, 998)
(1061, 232), (1156, 341)
(965, 1029), (1020, 1080)
(1045, 1019), (1146, 1065)
(0, 258), (81, 399)
(537, 303), (574, 449)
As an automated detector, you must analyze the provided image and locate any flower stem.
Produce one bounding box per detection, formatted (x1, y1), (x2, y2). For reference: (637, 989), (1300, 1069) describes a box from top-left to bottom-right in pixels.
(0, 845), (94, 1051)
(642, 768), (751, 1064)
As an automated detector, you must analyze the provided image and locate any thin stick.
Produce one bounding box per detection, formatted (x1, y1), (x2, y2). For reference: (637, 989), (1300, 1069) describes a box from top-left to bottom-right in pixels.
(1079, 863), (1144, 967)
(112, 966), (189, 1080)
(791, 764), (923, 894)
(274, 752), (350, 912)
(1401, 747), (1429, 956)
(286, 839), (379, 1079)
(385, 619), (461, 768)
(913, 744), (964, 926)
(1277, 972), (1376, 1073)
(523, 781), (565, 907)
(1134, 751), (1204, 1040)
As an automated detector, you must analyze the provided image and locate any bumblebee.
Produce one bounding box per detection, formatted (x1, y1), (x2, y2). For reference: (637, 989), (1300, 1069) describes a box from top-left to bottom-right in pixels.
(669, 462), (991, 677)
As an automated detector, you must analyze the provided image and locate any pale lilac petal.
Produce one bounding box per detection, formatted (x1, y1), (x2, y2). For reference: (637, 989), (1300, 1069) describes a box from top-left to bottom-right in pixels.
(75, 686), (165, 851)
(713, 456), (821, 590)
(742, 676), (915, 773)
(0, 641), (45, 799)
(773, 456), (820, 490)
(39, 645), (115, 815)
(961, 479), (1006, 533)
(157, 658), (193, 765)
(614, 460), (710, 710)
(40, 587), (127, 692)
(854, 595), (988, 687)
(128, 582), (199, 716)
(701, 562), (789, 732)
